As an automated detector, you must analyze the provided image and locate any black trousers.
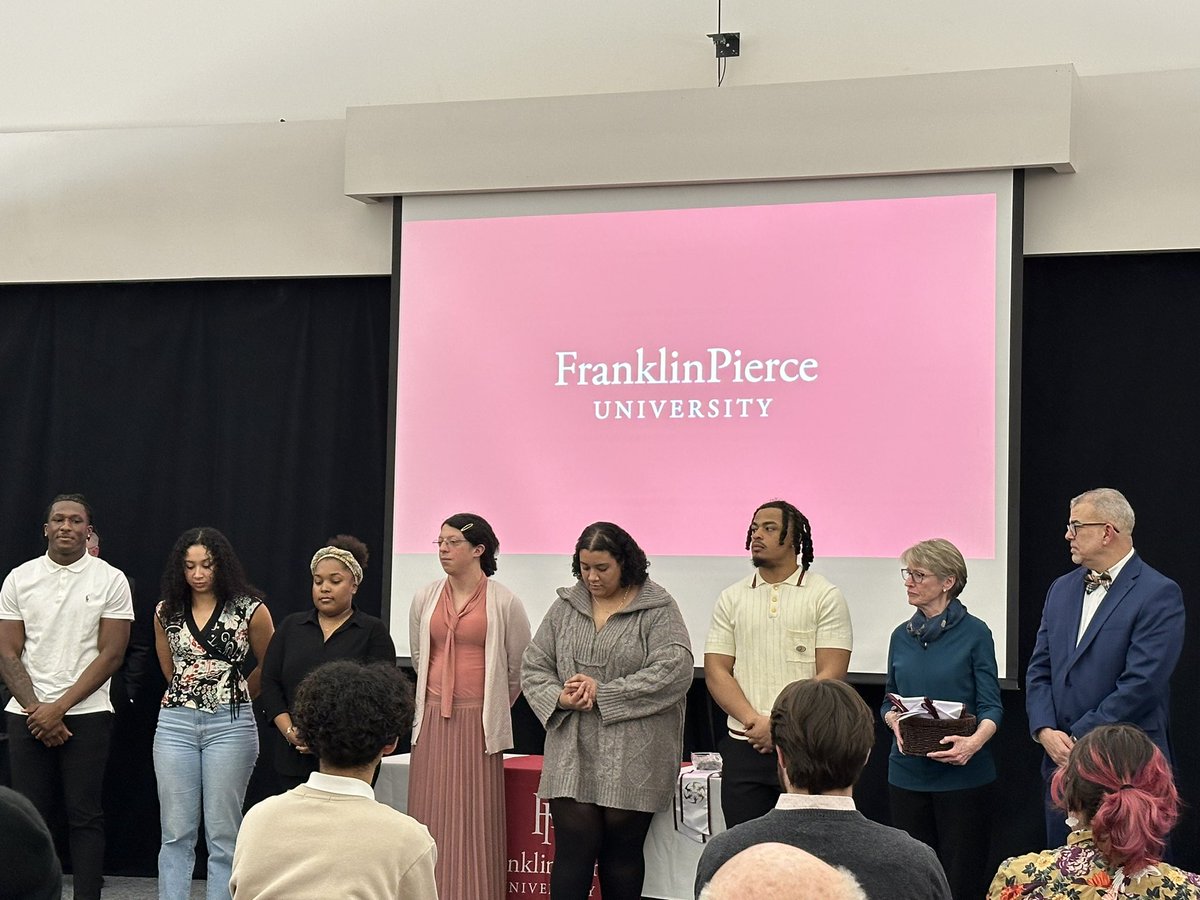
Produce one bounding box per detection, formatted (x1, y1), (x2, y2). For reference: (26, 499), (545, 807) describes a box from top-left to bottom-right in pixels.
(7, 711), (114, 900)
(888, 781), (994, 900)
(718, 733), (782, 827)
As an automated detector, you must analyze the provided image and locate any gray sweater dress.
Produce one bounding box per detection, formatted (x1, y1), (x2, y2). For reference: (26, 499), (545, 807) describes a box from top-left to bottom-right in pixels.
(521, 579), (693, 813)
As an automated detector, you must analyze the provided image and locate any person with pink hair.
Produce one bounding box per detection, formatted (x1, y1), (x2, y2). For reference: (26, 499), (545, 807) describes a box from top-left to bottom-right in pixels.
(988, 724), (1200, 898)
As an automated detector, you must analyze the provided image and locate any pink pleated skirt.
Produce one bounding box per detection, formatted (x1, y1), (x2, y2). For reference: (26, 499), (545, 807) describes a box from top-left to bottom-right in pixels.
(409, 695), (506, 900)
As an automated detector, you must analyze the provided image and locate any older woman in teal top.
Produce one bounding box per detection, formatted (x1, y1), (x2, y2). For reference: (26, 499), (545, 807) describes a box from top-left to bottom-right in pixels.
(882, 538), (1002, 900)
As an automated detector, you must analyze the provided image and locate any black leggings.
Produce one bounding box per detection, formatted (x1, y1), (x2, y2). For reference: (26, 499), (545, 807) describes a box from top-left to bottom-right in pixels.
(548, 798), (654, 900)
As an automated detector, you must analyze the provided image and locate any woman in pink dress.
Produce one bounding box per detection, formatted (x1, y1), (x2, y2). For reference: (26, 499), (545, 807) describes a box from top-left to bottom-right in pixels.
(408, 512), (531, 900)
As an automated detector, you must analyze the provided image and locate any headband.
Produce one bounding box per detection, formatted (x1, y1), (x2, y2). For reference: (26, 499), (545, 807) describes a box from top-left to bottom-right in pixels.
(310, 546), (364, 586)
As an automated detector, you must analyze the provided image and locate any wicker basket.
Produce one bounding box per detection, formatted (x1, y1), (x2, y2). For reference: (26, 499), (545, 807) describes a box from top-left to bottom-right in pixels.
(899, 714), (977, 756)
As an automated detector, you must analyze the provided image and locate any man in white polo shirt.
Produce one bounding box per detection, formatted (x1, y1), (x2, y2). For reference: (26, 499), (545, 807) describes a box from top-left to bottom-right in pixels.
(0, 494), (133, 900)
(704, 499), (853, 826)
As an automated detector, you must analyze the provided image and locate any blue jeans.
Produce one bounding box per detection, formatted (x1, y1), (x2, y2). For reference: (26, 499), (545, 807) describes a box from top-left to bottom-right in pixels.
(153, 705), (258, 900)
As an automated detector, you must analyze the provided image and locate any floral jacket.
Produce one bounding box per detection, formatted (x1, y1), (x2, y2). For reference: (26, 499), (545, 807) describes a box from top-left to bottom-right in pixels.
(988, 830), (1200, 900)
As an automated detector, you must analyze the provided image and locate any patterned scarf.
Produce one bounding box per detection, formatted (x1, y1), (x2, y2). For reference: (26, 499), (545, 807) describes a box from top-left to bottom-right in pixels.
(906, 596), (967, 646)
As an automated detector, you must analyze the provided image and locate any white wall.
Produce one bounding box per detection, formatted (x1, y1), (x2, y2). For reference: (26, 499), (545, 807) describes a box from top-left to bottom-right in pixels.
(2, 1), (1199, 282)
(1023, 68), (1200, 254)
(0, 121), (390, 283)
(344, 68), (1077, 198)
(5, 2), (1199, 129)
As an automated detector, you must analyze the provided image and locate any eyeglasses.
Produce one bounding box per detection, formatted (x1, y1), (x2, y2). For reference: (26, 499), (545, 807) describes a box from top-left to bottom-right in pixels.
(1066, 521), (1118, 538)
(432, 538), (468, 548)
(900, 568), (935, 584)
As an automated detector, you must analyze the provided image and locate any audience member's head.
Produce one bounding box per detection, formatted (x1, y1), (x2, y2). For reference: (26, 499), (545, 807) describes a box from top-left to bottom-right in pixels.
(292, 660), (412, 771)
(699, 843), (867, 900)
(0, 785), (62, 900)
(770, 679), (874, 794)
(1051, 723), (1178, 874)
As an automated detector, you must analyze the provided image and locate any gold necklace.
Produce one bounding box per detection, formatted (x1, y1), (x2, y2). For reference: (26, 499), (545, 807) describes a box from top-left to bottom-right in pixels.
(596, 586), (633, 610)
(320, 609), (352, 636)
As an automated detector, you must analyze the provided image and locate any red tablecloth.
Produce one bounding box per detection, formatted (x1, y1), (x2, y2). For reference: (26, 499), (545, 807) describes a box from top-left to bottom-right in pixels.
(504, 755), (601, 899)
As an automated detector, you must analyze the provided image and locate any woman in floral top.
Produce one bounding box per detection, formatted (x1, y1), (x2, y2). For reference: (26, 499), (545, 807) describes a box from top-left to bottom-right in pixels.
(988, 724), (1200, 899)
(153, 528), (274, 900)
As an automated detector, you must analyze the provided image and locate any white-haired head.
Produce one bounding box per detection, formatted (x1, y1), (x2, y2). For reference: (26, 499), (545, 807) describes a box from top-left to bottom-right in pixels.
(699, 843), (868, 900)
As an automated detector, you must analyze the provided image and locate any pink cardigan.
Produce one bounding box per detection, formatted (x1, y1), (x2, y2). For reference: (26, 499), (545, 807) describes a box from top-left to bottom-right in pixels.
(409, 578), (531, 754)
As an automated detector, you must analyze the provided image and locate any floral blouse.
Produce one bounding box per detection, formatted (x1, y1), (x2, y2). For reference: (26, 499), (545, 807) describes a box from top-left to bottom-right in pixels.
(988, 830), (1200, 899)
(158, 595), (262, 712)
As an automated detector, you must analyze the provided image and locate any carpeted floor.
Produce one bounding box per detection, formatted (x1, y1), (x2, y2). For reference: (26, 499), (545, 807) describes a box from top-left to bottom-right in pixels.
(60, 876), (206, 898)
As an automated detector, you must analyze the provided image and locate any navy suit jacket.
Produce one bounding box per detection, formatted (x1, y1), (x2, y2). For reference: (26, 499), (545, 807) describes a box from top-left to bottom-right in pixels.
(1026, 552), (1184, 775)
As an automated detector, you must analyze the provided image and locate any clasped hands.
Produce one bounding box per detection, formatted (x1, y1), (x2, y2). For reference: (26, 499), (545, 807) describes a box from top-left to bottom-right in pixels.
(284, 726), (310, 754)
(558, 674), (598, 711)
(733, 714), (774, 754)
(24, 700), (72, 747)
(1037, 727), (1074, 767)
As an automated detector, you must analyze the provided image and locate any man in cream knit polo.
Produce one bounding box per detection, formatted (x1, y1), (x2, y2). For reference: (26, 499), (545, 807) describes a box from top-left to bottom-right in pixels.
(704, 500), (853, 826)
(231, 660), (436, 899)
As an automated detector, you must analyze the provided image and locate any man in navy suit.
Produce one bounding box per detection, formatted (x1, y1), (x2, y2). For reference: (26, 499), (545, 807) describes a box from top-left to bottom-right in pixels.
(1026, 487), (1185, 845)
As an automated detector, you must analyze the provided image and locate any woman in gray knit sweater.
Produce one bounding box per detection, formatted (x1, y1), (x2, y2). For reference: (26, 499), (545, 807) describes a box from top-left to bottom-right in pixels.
(522, 522), (693, 900)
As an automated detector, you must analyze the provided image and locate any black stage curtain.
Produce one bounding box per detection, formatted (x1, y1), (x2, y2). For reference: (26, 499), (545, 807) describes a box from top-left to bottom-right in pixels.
(0, 277), (391, 874)
(3, 252), (1199, 878)
(1015, 251), (1200, 872)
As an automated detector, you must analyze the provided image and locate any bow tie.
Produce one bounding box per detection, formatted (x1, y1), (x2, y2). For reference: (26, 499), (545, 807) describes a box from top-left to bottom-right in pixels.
(1084, 570), (1112, 594)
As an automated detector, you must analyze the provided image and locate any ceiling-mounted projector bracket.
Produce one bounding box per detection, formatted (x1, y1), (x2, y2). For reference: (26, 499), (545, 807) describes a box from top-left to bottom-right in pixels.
(707, 32), (740, 58)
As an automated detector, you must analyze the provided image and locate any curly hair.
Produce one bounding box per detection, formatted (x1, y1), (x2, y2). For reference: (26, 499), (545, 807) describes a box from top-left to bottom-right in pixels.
(324, 534), (370, 570)
(45, 493), (94, 525)
(571, 522), (649, 587)
(442, 513), (500, 576)
(746, 500), (814, 571)
(158, 527), (263, 623)
(1051, 724), (1179, 875)
(292, 660), (413, 769)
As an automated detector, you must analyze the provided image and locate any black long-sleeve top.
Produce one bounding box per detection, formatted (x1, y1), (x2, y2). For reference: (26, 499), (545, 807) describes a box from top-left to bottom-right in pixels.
(258, 606), (396, 777)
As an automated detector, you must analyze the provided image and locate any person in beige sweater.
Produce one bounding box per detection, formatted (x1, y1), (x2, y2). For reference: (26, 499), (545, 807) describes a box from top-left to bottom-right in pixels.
(230, 660), (437, 899)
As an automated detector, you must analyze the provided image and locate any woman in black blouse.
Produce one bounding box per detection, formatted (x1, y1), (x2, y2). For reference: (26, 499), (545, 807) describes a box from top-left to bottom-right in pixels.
(258, 534), (396, 789)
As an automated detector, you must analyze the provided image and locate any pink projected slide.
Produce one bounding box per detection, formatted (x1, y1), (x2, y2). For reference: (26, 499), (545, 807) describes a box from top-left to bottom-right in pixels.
(395, 194), (997, 559)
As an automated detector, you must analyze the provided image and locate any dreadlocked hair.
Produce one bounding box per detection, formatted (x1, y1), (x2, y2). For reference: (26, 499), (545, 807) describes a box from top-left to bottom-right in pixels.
(746, 500), (814, 571)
